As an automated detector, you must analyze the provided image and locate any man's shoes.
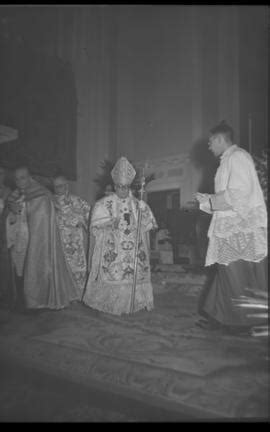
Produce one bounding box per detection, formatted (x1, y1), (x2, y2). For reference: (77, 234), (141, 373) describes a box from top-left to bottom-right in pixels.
(195, 318), (222, 330)
(196, 318), (212, 329)
(82, 304), (100, 316)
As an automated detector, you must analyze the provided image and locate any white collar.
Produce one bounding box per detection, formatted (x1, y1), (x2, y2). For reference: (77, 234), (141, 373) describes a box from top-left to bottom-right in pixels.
(220, 144), (237, 162)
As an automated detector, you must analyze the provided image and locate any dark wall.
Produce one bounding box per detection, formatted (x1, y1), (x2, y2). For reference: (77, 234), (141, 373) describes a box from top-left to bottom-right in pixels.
(0, 7), (77, 179)
(0, 6), (268, 200)
(238, 6), (268, 155)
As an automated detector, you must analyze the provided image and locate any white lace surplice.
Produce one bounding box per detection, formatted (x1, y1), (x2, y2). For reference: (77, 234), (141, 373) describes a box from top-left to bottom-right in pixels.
(200, 145), (267, 266)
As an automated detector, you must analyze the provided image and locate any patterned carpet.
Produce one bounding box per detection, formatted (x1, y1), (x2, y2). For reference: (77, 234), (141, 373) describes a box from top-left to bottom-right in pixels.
(0, 274), (269, 420)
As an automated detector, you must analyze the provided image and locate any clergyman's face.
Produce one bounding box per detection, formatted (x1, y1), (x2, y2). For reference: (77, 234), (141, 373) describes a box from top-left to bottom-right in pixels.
(105, 184), (114, 196)
(15, 168), (31, 191)
(114, 183), (129, 199)
(53, 177), (69, 196)
(208, 134), (227, 157)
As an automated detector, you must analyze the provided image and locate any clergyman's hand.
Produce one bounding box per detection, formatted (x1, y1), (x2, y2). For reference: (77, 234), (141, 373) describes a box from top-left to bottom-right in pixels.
(9, 201), (22, 214)
(195, 193), (211, 205)
(53, 200), (61, 211)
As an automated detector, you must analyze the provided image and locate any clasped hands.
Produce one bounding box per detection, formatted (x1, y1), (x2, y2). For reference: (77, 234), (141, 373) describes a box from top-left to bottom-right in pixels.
(195, 192), (212, 205)
(138, 200), (145, 210)
(102, 217), (120, 230)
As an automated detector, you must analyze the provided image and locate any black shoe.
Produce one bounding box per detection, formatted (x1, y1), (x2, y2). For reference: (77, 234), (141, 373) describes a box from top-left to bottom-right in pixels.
(82, 304), (100, 316)
(195, 318), (222, 330)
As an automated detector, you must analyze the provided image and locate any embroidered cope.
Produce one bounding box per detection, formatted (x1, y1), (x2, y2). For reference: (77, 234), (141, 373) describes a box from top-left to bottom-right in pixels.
(83, 192), (157, 315)
(54, 194), (91, 294)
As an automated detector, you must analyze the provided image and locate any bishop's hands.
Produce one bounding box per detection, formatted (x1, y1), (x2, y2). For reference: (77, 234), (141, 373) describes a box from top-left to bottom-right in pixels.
(102, 217), (120, 230)
(138, 199), (145, 210)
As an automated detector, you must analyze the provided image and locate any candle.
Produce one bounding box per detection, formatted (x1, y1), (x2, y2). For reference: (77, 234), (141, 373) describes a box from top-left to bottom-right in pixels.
(248, 114), (252, 154)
